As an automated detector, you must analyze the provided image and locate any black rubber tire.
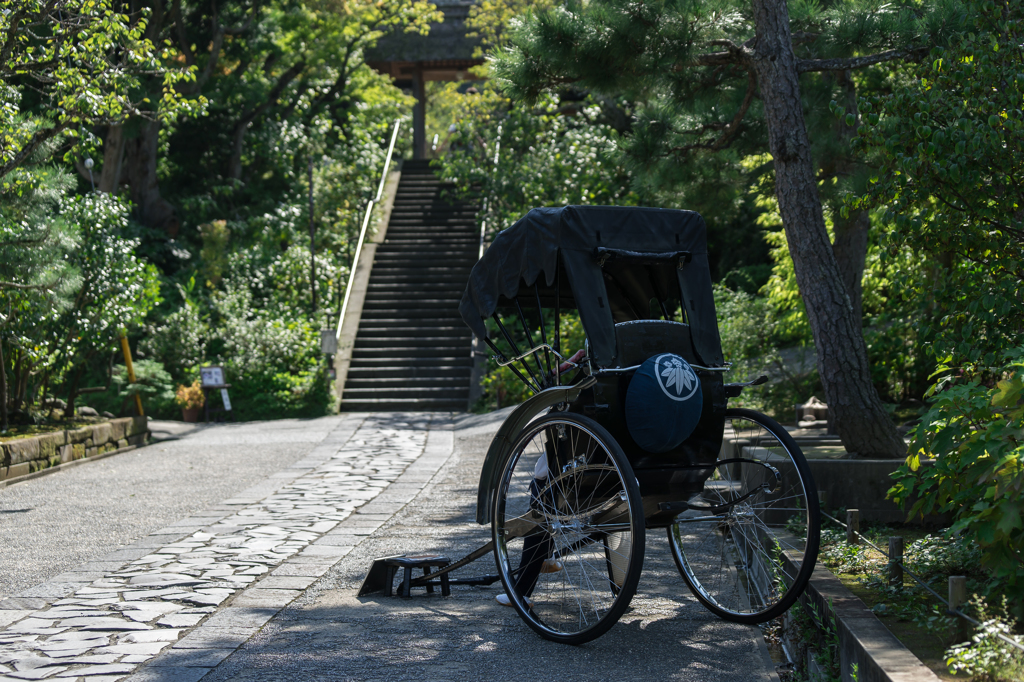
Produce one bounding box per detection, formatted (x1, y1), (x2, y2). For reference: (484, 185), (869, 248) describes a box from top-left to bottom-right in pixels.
(492, 412), (645, 644)
(668, 408), (820, 624)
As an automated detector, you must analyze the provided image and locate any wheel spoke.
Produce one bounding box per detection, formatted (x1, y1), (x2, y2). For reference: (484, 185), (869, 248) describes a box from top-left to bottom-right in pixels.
(669, 409), (819, 623)
(493, 413), (644, 643)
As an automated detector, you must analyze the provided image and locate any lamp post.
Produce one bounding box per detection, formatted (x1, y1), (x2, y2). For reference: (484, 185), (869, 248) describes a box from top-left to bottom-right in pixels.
(84, 158), (95, 192)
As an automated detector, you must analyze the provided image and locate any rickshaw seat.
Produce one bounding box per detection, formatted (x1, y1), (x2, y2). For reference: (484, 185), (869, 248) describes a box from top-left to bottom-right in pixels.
(613, 320), (697, 368)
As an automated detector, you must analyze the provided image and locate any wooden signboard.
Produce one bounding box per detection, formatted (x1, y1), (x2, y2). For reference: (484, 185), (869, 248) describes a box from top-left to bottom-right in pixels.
(200, 366), (233, 419)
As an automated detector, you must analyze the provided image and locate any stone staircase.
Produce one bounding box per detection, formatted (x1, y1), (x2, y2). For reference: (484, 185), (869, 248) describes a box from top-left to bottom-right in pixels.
(340, 159), (477, 411)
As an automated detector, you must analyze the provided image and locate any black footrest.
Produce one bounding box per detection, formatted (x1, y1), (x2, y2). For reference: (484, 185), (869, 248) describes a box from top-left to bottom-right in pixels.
(383, 554), (452, 597)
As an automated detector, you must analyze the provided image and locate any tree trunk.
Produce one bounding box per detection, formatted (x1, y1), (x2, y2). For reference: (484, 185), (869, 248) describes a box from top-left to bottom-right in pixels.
(99, 124), (126, 194)
(124, 119), (178, 234)
(828, 70), (869, 326)
(64, 366), (82, 420)
(832, 209), (870, 324)
(751, 0), (905, 458)
(0, 336), (7, 432)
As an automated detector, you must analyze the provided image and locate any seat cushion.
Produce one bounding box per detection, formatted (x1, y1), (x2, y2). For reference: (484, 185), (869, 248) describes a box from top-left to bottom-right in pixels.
(624, 353), (703, 453)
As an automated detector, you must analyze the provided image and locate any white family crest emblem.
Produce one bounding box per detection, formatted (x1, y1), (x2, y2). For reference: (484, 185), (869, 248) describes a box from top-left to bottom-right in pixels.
(655, 354), (699, 402)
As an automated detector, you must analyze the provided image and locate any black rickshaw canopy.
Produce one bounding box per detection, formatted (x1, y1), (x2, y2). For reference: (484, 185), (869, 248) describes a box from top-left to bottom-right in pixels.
(459, 205), (725, 368)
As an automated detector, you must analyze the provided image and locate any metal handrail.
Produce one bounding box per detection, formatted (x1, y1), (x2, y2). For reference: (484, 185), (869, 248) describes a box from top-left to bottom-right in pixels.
(478, 122), (502, 260)
(335, 119), (402, 340)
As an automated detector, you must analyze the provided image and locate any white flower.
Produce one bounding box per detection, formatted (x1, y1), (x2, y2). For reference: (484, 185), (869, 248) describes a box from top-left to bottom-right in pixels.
(661, 357), (694, 396)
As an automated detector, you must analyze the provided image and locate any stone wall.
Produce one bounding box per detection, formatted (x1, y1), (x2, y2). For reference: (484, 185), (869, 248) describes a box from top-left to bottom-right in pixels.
(0, 416), (149, 482)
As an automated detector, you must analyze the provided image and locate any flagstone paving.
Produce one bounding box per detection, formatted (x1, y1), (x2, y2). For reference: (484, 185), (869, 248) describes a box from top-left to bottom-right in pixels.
(0, 413), (452, 682)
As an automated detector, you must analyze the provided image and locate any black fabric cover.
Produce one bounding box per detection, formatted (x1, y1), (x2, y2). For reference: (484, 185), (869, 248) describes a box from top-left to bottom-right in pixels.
(459, 206), (724, 366)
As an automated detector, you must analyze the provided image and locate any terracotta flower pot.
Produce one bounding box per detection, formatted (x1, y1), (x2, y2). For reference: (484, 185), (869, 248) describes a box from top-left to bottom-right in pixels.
(182, 407), (201, 423)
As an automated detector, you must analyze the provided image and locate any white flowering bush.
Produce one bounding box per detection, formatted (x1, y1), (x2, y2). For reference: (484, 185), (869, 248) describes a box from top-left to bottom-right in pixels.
(945, 597), (1024, 681)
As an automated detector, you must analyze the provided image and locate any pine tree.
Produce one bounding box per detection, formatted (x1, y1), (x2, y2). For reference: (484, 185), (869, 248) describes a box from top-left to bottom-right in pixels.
(492, 0), (964, 457)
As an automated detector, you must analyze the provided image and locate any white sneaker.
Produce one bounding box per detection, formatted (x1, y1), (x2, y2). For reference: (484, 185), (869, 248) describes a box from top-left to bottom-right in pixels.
(495, 593), (533, 607)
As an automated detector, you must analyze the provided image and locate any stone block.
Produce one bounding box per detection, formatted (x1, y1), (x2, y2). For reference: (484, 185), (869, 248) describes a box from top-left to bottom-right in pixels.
(99, 442), (115, 455)
(37, 432), (63, 460)
(128, 415), (148, 437)
(7, 437), (39, 465)
(1, 461), (30, 481)
(72, 443), (86, 460)
(109, 418), (128, 441)
(117, 438), (129, 450)
(128, 434), (146, 446)
(60, 444), (74, 464)
(69, 426), (92, 444)
(92, 422), (112, 446)
(86, 446), (98, 458)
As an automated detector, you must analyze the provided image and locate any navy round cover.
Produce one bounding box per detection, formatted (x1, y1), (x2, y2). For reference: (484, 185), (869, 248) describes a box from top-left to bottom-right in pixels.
(625, 354), (703, 453)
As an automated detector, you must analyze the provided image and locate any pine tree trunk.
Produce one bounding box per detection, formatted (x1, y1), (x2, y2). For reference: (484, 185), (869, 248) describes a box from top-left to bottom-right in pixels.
(751, 0), (905, 458)
(124, 119), (178, 233)
(832, 209), (870, 324)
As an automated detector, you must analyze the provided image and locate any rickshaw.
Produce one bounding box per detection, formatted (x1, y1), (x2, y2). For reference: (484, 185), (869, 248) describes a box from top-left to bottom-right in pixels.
(458, 206), (821, 644)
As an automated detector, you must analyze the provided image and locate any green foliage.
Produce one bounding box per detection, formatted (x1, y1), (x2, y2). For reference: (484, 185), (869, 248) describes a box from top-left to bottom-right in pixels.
(0, 0), (202, 178)
(713, 283), (821, 420)
(56, 196), (162, 362)
(889, 347), (1024, 612)
(140, 277), (207, 385)
(90, 360), (177, 418)
(475, 310), (587, 412)
(201, 269), (333, 420)
(851, 0), (1024, 368)
(435, 85), (640, 236)
(945, 596), (1024, 681)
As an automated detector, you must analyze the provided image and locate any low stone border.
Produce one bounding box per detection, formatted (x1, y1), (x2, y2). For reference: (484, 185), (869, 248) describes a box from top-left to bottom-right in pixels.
(1, 416), (149, 484)
(784, 558), (942, 682)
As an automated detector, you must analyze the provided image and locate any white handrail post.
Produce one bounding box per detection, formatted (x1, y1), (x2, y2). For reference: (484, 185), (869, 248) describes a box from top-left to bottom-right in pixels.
(335, 119), (402, 341)
(477, 123), (502, 262)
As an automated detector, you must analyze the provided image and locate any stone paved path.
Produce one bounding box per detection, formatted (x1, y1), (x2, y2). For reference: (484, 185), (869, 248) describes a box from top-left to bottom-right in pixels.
(0, 413), (451, 681)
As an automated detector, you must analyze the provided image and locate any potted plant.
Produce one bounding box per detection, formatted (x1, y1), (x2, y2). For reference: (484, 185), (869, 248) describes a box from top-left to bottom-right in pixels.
(175, 380), (205, 422)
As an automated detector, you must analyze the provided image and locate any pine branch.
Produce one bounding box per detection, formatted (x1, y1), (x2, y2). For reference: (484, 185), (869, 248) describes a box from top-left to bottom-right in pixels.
(797, 46), (928, 72)
(667, 69), (756, 155)
(0, 281), (42, 290)
(0, 122), (69, 178)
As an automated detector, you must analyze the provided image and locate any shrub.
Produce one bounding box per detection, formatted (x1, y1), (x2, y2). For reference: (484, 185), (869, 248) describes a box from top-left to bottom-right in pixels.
(889, 347), (1024, 615)
(90, 360), (177, 418)
(175, 380), (205, 410)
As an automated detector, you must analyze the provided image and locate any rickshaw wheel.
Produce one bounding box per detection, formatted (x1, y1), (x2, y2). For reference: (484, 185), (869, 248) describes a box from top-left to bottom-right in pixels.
(492, 412), (645, 645)
(667, 408), (820, 624)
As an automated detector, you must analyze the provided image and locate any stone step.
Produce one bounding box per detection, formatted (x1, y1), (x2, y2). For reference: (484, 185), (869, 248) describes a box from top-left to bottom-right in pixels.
(348, 356), (473, 368)
(357, 311), (466, 321)
(361, 298), (462, 307)
(343, 387), (470, 400)
(367, 275), (470, 285)
(346, 366), (472, 379)
(340, 397), (466, 412)
(355, 324), (468, 336)
(369, 266), (474, 275)
(344, 376), (471, 390)
(353, 336), (470, 350)
(352, 346), (472, 359)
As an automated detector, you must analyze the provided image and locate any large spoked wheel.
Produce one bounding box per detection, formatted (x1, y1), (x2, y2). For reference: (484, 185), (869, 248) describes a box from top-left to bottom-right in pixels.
(668, 408), (820, 623)
(493, 412), (645, 644)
